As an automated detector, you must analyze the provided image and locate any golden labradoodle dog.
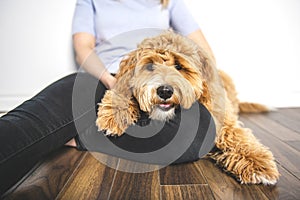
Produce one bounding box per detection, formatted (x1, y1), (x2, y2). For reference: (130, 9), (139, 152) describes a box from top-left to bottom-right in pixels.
(96, 32), (279, 185)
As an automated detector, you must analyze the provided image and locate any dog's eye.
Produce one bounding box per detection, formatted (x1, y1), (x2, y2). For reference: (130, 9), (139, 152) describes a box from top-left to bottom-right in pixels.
(175, 61), (182, 70)
(145, 63), (154, 71)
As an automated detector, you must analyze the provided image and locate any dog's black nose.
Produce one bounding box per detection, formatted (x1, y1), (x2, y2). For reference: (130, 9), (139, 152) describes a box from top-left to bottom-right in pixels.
(157, 85), (174, 100)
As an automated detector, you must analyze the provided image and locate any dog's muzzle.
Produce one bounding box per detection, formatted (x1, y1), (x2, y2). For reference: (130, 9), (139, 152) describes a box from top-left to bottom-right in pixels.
(156, 85), (174, 111)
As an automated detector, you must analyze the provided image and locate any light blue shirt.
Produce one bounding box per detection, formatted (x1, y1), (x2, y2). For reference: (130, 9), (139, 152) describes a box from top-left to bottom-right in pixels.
(72, 0), (200, 73)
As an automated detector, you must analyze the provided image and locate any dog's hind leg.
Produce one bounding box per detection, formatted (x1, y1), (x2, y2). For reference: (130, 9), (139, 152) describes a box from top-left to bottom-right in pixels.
(211, 115), (280, 185)
(208, 97), (279, 185)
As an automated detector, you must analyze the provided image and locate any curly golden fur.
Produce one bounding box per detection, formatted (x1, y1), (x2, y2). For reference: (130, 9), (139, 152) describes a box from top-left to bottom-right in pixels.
(96, 31), (279, 185)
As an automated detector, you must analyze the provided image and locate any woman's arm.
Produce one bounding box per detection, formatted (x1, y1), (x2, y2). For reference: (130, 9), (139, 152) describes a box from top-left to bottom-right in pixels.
(66, 32), (117, 147)
(187, 29), (216, 65)
(73, 32), (116, 89)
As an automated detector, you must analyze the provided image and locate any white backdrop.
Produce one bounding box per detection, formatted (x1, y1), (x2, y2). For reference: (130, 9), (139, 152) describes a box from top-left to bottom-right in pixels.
(0, 0), (300, 111)
(0, 0), (77, 111)
(187, 0), (300, 107)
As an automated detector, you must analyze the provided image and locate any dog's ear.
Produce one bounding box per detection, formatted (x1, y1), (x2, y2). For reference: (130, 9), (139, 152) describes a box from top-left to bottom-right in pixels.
(199, 80), (212, 109)
(196, 49), (215, 82)
(195, 49), (216, 110)
(113, 50), (138, 97)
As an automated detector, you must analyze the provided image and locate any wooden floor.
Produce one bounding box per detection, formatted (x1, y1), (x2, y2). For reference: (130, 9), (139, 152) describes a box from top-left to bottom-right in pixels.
(3, 108), (300, 200)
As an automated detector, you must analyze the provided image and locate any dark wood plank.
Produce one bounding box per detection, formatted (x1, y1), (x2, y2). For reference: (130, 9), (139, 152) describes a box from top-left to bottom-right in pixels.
(242, 113), (300, 153)
(114, 157), (162, 173)
(255, 184), (279, 200)
(108, 159), (160, 200)
(4, 108), (300, 200)
(257, 164), (300, 200)
(161, 185), (215, 200)
(3, 147), (85, 200)
(277, 107), (300, 121)
(240, 115), (300, 177)
(159, 162), (207, 185)
(286, 141), (300, 152)
(196, 159), (270, 200)
(242, 113), (300, 141)
(56, 152), (117, 200)
(263, 109), (300, 133)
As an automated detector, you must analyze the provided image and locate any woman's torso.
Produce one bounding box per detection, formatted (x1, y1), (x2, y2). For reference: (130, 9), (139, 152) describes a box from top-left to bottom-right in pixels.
(93, 0), (171, 73)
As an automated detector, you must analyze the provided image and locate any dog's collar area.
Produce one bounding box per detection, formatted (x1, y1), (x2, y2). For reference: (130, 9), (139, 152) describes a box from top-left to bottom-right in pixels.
(136, 109), (151, 127)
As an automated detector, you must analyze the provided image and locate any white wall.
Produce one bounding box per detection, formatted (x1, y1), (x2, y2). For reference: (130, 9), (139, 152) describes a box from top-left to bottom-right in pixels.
(186, 0), (300, 107)
(0, 0), (77, 111)
(0, 0), (300, 111)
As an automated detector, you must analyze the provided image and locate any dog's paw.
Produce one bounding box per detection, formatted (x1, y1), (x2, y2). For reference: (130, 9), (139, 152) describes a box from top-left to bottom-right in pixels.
(103, 129), (124, 137)
(96, 90), (140, 137)
(211, 149), (279, 185)
(95, 115), (125, 137)
(239, 172), (279, 185)
(238, 160), (279, 185)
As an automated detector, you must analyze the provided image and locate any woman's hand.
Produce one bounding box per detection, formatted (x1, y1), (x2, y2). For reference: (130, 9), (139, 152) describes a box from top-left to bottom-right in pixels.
(101, 72), (117, 89)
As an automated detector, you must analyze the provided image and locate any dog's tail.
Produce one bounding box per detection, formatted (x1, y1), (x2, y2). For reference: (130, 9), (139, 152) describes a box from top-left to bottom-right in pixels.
(238, 102), (273, 113)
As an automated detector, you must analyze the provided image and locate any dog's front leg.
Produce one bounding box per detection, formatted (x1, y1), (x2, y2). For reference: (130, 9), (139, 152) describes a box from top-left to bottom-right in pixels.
(96, 90), (139, 136)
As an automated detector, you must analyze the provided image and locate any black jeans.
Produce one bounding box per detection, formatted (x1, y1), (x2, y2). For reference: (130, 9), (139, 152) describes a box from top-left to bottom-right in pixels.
(0, 72), (215, 196)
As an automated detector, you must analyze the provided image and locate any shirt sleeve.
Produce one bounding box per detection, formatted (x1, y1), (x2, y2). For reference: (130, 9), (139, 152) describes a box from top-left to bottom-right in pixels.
(72, 0), (95, 36)
(169, 0), (200, 35)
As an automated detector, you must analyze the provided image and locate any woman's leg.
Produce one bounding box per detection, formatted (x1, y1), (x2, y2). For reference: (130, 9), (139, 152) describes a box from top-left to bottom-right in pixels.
(0, 71), (216, 195)
(70, 71), (216, 166)
(77, 102), (216, 166)
(0, 72), (106, 196)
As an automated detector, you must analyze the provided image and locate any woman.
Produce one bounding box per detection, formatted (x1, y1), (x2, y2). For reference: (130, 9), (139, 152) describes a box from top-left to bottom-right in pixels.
(0, 0), (215, 196)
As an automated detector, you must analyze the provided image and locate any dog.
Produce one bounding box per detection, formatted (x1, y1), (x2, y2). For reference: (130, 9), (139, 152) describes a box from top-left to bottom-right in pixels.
(96, 31), (279, 185)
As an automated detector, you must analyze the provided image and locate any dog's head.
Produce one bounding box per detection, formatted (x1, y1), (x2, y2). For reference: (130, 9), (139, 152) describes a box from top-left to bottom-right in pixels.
(114, 32), (213, 121)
